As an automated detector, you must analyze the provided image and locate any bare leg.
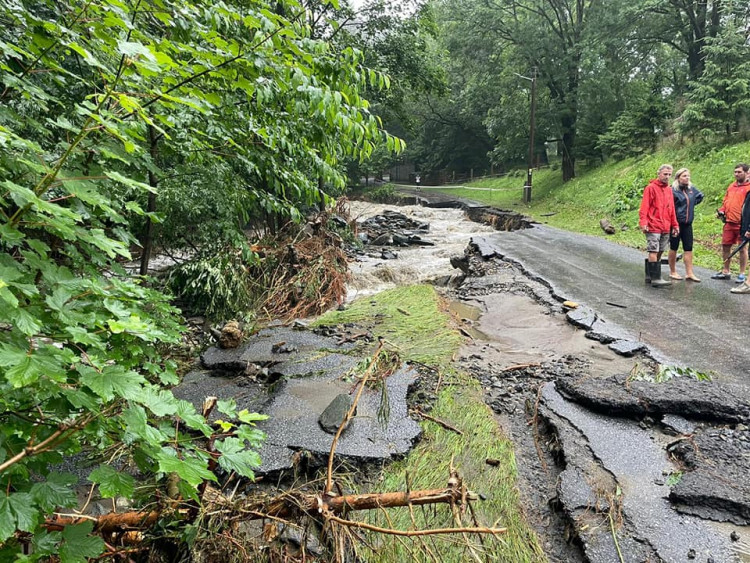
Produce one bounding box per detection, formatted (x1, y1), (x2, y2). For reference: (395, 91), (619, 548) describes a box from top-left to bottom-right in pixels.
(668, 249), (678, 276)
(684, 251), (696, 278)
(648, 251), (659, 263)
(740, 246), (748, 276)
(722, 244), (732, 274)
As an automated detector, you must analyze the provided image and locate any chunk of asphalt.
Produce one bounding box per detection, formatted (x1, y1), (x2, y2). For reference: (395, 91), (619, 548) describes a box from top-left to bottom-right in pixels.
(661, 414), (697, 436)
(566, 306), (597, 331)
(201, 326), (356, 371)
(254, 365), (421, 475)
(669, 427), (750, 525)
(542, 382), (734, 562)
(608, 339), (647, 357)
(469, 236), (500, 260)
(319, 393), (354, 434)
(557, 375), (750, 423)
(585, 318), (634, 344)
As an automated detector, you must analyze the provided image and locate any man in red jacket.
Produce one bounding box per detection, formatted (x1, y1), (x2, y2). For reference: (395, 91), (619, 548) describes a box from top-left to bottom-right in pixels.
(639, 164), (679, 288)
(711, 163), (750, 281)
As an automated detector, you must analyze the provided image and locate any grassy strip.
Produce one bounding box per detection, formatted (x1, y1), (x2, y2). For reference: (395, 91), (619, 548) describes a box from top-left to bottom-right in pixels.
(426, 140), (750, 273)
(315, 285), (544, 562)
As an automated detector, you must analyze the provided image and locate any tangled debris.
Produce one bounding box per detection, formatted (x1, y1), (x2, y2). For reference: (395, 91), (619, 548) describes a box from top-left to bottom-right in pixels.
(257, 202), (352, 321)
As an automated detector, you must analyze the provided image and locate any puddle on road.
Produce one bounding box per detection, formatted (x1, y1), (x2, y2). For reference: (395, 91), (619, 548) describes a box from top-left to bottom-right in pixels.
(461, 293), (637, 373)
(448, 300), (482, 321)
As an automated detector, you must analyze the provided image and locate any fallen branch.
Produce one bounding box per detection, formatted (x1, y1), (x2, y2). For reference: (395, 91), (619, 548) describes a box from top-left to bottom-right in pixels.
(258, 484), (471, 520)
(327, 514), (507, 538)
(45, 510), (160, 533)
(413, 408), (463, 435)
(325, 340), (384, 493)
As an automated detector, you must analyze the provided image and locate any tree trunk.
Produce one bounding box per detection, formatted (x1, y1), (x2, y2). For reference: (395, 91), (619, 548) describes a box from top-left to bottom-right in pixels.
(139, 125), (159, 276)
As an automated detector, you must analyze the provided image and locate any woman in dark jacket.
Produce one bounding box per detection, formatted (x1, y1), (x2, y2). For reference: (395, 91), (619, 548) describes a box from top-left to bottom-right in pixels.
(668, 168), (704, 281)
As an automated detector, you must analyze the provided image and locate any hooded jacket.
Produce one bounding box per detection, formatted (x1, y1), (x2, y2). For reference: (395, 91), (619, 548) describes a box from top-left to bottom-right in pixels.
(639, 178), (678, 234)
(672, 182), (704, 224)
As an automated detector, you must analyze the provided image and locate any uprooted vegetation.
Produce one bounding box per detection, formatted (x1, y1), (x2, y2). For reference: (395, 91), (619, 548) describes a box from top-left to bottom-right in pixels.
(168, 200), (354, 323)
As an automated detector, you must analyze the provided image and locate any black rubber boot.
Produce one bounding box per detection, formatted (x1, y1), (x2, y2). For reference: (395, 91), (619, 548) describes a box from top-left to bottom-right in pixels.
(649, 261), (671, 288)
(644, 258), (651, 284)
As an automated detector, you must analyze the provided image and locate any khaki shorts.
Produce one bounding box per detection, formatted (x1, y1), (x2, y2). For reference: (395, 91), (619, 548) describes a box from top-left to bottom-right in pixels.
(646, 232), (670, 253)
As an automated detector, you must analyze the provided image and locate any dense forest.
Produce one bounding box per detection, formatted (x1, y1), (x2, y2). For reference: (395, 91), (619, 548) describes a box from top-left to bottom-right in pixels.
(0, 0), (748, 559)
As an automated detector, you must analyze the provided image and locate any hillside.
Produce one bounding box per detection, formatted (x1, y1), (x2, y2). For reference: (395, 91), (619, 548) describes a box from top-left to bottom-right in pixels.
(432, 140), (750, 273)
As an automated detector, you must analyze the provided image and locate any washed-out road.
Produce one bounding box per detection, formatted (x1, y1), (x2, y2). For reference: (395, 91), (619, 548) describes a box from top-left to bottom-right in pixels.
(474, 224), (750, 383)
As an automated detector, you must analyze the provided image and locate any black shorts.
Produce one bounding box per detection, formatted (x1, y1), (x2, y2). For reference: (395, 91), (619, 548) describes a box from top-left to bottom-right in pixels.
(669, 222), (693, 252)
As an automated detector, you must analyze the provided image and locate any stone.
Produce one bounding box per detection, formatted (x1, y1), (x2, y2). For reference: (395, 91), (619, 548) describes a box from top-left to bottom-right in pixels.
(608, 339), (647, 357)
(319, 393), (354, 434)
(392, 233), (410, 246)
(219, 320), (243, 349)
(381, 250), (398, 260)
(370, 233), (392, 245)
(599, 218), (616, 235)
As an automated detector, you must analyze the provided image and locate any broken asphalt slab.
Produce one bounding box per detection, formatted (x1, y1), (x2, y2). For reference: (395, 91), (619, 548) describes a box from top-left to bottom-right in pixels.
(200, 325), (357, 372)
(254, 364), (421, 474)
(176, 326), (421, 476)
(669, 425), (750, 526)
(541, 382), (736, 563)
(557, 374), (750, 423)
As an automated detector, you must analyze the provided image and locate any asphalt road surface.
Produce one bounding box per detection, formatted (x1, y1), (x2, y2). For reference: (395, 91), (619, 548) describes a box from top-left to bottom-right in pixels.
(476, 224), (750, 383)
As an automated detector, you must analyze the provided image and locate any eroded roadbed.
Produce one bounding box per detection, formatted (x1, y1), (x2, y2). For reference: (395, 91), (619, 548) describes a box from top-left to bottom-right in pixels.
(451, 244), (750, 562)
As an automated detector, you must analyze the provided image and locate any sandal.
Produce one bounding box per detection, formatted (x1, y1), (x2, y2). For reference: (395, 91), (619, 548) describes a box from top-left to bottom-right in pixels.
(686, 275), (701, 282)
(669, 273), (683, 280)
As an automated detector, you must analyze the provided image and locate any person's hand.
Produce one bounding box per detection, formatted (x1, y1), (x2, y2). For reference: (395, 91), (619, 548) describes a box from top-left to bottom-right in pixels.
(745, 231), (750, 240)
(639, 224), (648, 233)
(717, 210), (727, 223)
(671, 227), (679, 237)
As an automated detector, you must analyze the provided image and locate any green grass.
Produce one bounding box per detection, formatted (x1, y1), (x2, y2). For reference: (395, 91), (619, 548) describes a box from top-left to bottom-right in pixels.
(313, 285), (462, 366)
(315, 285), (545, 562)
(426, 140), (750, 273)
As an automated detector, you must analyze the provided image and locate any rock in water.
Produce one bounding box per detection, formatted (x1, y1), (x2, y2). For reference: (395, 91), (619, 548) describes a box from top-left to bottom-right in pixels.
(319, 393), (354, 434)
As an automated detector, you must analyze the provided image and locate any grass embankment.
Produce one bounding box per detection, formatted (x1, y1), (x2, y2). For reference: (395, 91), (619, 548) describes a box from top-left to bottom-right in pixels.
(430, 140), (750, 273)
(315, 285), (545, 562)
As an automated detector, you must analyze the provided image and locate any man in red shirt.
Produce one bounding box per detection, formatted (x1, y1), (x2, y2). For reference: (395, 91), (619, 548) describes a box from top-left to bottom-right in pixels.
(712, 163), (750, 281)
(639, 164), (679, 288)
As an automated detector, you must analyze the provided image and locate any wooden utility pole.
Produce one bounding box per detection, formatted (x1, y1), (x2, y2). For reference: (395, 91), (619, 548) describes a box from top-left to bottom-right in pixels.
(524, 68), (537, 203)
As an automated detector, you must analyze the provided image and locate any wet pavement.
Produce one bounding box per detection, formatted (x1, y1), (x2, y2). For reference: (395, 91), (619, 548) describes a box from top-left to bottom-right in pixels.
(173, 326), (422, 475)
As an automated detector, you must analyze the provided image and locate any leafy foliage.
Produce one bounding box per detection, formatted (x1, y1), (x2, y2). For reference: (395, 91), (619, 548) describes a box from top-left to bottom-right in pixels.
(0, 0), (400, 557)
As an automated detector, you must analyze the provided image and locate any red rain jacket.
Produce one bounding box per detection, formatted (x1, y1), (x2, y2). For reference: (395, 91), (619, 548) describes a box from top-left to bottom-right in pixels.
(639, 178), (678, 234)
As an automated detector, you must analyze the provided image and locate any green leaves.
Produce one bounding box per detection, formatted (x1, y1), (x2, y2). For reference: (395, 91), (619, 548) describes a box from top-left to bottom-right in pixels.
(157, 449), (216, 488)
(58, 522), (106, 563)
(214, 437), (262, 478)
(0, 493), (38, 542)
(89, 466), (136, 499)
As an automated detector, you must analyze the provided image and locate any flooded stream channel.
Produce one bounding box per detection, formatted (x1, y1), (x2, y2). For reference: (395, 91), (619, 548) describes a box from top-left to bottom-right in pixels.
(347, 200), (750, 563)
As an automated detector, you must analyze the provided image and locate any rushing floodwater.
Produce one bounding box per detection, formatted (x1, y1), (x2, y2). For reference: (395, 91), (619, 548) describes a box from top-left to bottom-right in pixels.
(345, 201), (495, 301)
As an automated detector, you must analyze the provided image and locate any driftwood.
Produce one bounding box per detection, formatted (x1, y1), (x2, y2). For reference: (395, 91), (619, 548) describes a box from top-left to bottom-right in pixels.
(40, 485), (476, 533)
(45, 511), (160, 533)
